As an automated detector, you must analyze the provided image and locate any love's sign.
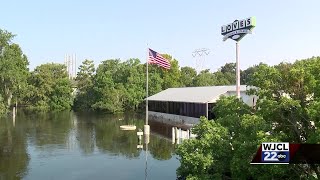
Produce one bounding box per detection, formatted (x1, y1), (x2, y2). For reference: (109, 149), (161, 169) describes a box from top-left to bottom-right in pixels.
(221, 17), (256, 41)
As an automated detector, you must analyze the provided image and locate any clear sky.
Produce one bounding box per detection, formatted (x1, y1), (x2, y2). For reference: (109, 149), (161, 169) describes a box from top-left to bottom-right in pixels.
(2, 0), (320, 71)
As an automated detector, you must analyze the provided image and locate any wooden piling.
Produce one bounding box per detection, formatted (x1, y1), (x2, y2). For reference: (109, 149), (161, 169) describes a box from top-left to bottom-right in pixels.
(172, 127), (175, 144)
(13, 107), (16, 126)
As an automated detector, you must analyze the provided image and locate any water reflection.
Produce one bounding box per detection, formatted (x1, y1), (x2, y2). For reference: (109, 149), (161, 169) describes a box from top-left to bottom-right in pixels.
(149, 120), (194, 145)
(0, 111), (179, 180)
(0, 116), (29, 180)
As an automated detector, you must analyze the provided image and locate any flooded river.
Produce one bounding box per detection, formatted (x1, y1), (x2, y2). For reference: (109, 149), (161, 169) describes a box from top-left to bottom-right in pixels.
(0, 111), (180, 180)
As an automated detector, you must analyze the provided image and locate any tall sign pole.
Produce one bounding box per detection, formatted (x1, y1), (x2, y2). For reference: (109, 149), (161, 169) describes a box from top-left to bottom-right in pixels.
(221, 17), (256, 98)
(236, 42), (240, 98)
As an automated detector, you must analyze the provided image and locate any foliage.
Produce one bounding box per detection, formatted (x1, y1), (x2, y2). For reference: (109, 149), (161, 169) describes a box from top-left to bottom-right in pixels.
(192, 69), (217, 86)
(26, 63), (73, 111)
(240, 63), (267, 85)
(76, 59), (95, 92)
(0, 29), (29, 111)
(0, 28), (262, 114)
(177, 57), (320, 179)
(215, 62), (236, 85)
(73, 59), (95, 110)
(161, 54), (182, 89)
(176, 117), (230, 179)
(90, 59), (126, 113)
(180, 67), (197, 87)
(80, 56), (245, 113)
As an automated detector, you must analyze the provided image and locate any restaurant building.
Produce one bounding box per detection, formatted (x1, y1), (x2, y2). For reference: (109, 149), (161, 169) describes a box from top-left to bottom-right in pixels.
(147, 85), (257, 125)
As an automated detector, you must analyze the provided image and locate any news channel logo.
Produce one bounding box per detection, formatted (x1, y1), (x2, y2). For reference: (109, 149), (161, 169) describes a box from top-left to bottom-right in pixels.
(261, 142), (290, 163)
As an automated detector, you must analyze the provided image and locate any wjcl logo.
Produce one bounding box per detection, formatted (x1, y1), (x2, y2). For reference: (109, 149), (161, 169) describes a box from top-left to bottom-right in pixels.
(261, 142), (290, 163)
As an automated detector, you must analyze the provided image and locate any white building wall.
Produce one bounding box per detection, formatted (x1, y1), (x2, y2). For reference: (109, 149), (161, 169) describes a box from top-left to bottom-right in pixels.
(224, 91), (258, 107)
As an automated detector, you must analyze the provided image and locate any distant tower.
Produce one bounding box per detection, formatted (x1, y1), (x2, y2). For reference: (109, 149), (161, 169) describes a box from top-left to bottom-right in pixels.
(192, 48), (210, 73)
(64, 53), (77, 79)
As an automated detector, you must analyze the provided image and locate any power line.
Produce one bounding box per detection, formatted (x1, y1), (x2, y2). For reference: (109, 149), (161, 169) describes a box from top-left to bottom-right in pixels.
(192, 48), (210, 57)
(192, 48), (210, 73)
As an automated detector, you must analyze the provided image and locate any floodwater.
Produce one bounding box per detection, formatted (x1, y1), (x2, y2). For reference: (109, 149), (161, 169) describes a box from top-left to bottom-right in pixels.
(0, 111), (180, 180)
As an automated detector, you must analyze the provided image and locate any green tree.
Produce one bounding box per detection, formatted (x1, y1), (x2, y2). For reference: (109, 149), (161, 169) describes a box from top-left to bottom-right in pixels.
(177, 57), (320, 179)
(177, 97), (301, 179)
(122, 59), (145, 110)
(75, 55), (203, 113)
(91, 59), (125, 113)
(147, 63), (164, 96)
(220, 62), (236, 74)
(161, 54), (181, 89)
(176, 116), (231, 179)
(74, 59), (95, 110)
(193, 69), (217, 86)
(76, 59), (95, 92)
(27, 63), (73, 110)
(240, 63), (266, 84)
(180, 66), (197, 87)
(213, 71), (233, 85)
(0, 29), (29, 110)
(214, 63), (236, 85)
(248, 57), (320, 146)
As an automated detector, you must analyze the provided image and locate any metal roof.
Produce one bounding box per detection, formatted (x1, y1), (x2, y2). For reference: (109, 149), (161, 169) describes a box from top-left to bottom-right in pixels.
(147, 85), (251, 103)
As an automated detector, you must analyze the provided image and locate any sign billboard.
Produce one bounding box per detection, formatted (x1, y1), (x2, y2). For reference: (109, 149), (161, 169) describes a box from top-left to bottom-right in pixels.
(221, 17), (256, 41)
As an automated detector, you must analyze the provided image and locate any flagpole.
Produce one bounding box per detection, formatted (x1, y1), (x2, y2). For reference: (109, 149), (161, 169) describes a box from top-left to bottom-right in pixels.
(146, 47), (149, 126)
(144, 47), (150, 141)
(145, 47), (149, 180)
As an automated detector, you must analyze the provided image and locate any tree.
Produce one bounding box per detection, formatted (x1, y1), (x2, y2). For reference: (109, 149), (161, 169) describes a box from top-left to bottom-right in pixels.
(240, 63), (267, 84)
(176, 116), (231, 179)
(180, 67), (197, 87)
(146, 62), (163, 96)
(122, 59), (145, 110)
(220, 62), (236, 74)
(214, 63), (236, 85)
(248, 57), (320, 146)
(74, 59), (95, 110)
(27, 63), (73, 110)
(213, 71), (233, 85)
(0, 29), (29, 110)
(248, 63), (282, 99)
(177, 97), (302, 179)
(177, 57), (320, 179)
(76, 59), (95, 92)
(91, 59), (125, 113)
(192, 69), (217, 86)
(161, 54), (181, 89)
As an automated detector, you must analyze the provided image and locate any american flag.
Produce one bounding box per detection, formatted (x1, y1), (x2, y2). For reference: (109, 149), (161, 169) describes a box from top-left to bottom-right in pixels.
(148, 48), (171, 69)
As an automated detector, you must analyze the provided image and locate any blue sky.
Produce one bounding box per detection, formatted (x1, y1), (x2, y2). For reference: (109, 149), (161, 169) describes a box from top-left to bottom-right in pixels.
(2, 0), (320, 71)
